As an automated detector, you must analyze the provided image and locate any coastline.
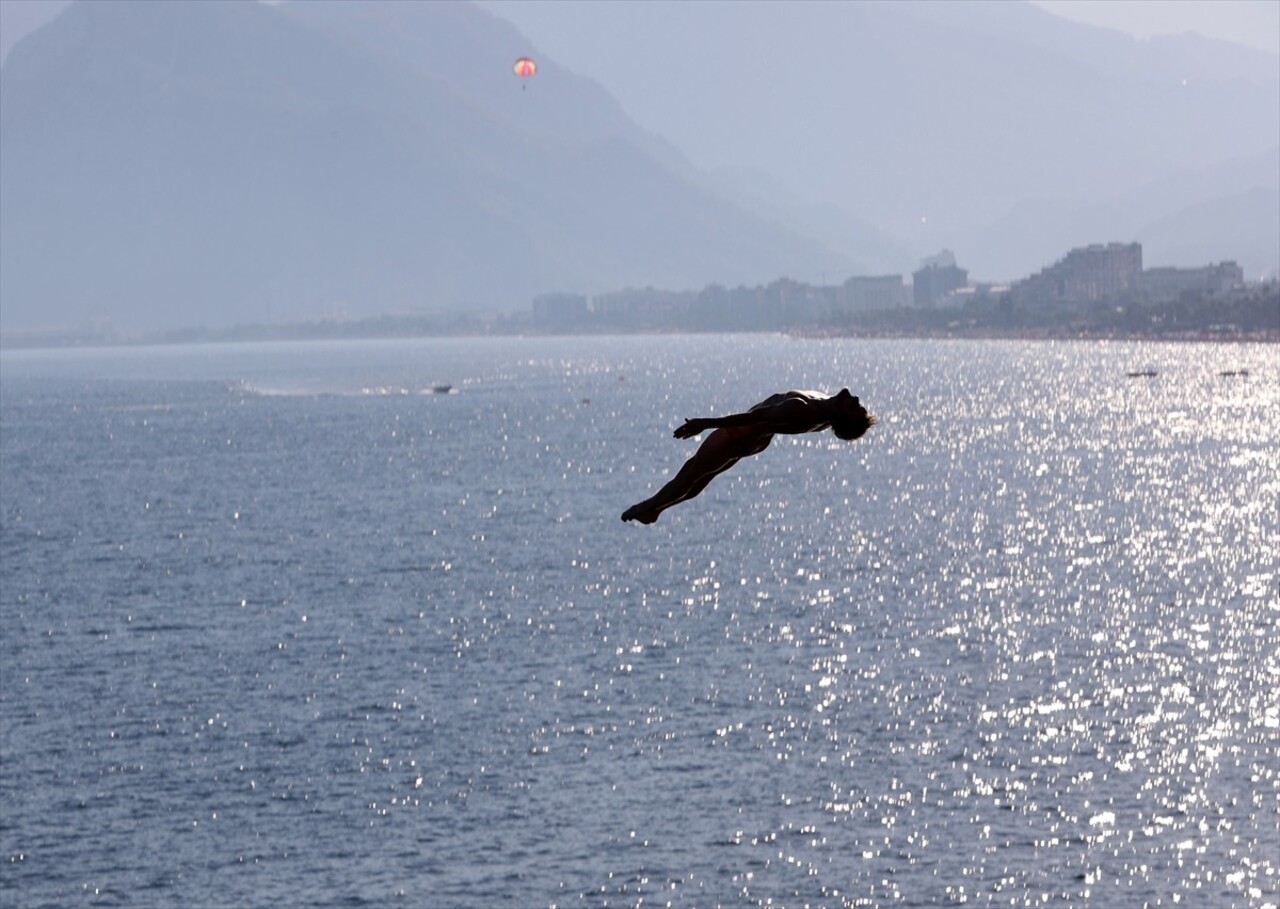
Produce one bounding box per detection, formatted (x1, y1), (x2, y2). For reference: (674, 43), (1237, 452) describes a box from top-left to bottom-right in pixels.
(3, 286), (1277, 351)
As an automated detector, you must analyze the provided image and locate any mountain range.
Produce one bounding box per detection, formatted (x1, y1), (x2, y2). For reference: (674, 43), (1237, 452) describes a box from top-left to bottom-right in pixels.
(482, 0), (1280, 282)
(0, 0), (850, 334)
(1, 0), (1276, 336)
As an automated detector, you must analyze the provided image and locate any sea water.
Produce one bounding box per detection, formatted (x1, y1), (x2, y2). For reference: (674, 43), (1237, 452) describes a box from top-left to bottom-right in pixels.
(1, 335), (1277, 908)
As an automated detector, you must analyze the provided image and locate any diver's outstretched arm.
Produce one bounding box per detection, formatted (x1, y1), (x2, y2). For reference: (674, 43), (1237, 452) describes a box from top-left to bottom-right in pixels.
(675, 399), (812, 439)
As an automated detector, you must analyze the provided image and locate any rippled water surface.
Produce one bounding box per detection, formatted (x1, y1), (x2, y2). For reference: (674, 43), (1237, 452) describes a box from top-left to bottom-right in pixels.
(2, 336), (1277, 907)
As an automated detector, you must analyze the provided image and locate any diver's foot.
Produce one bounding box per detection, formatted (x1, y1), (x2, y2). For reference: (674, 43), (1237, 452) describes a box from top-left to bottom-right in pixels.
(621, 503), (660, 524)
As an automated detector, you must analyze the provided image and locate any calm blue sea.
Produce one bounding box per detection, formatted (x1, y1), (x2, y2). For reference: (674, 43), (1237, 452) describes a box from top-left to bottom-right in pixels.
(1, 336), (1277, 908)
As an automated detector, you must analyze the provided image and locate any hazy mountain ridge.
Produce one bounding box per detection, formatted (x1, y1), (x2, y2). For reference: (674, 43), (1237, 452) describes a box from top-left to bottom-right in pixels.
(2, 0), (1277, 336)
(0, 0), (850, 334)
(1139, 188), (1280, 272)
(481, 0), (1280, 280)
(973, 146), (1280, 278)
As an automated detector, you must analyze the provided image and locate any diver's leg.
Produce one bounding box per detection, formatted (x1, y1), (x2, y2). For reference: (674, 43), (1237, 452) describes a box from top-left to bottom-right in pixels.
(622, 456), (741, 524)
(622, 429), (762, 523)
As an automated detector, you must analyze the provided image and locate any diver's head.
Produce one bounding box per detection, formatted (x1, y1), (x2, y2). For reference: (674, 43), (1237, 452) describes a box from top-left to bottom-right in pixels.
(830, 389), (876, 441)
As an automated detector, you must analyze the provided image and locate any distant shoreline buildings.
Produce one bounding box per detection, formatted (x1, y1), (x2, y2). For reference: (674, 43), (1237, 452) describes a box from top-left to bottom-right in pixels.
(532, 241), (1253, 331)
(6, 240), (1261, 348)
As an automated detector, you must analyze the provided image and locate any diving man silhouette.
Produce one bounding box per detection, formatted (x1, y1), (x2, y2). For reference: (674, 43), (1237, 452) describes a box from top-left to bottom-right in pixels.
(622, 389), (876, 524)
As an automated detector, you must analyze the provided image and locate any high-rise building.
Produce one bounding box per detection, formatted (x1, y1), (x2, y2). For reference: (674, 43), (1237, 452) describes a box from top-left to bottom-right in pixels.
(532, 292), (588, 328)
(913, 251), (968, 307)
(1143, 261), (1243, 302)
(1015, 242), (1142, 306)
(842, 275), (908, 312)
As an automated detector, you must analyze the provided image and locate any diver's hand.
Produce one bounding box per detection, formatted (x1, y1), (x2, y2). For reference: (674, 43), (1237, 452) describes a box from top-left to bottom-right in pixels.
(674, 418), (712, 439)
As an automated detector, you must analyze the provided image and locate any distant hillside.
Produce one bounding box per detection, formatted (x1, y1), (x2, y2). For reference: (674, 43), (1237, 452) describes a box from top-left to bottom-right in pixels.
(482, 0), (1280, 281)
(1139, 189), (1280, 277)
(0, 0), (850, 335)
(971, 147), (1280, 279)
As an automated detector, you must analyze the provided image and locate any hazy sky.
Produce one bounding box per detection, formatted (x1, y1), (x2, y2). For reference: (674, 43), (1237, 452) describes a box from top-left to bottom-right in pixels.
(2, 0), (1278, 65)
(1029, 0), (1280, 55)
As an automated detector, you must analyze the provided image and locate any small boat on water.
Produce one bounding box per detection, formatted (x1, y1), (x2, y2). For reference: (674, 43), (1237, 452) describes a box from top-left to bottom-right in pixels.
(431, 384), (454, 394)
(1218, 369), (1250, 377)
(1126, 369), (1158, 378)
